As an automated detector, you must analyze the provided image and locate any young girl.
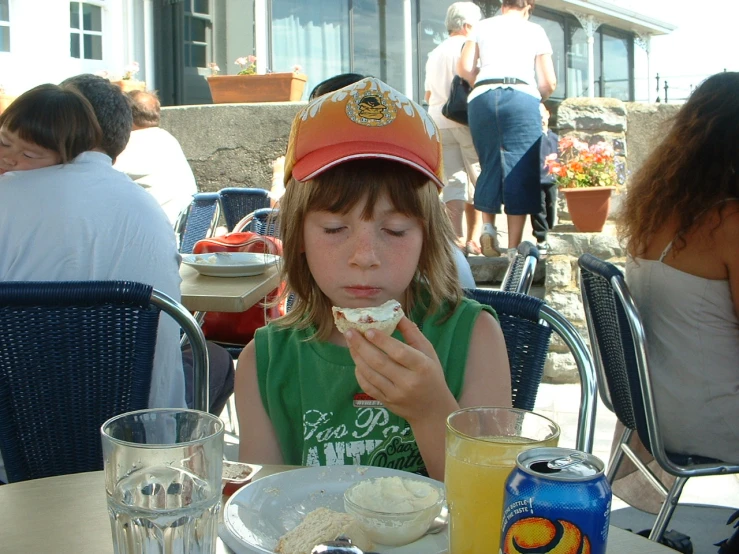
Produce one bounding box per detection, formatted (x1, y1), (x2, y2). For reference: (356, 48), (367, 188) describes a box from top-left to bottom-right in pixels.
(0, 83), (102, 175)
(235, 77), (511, 480)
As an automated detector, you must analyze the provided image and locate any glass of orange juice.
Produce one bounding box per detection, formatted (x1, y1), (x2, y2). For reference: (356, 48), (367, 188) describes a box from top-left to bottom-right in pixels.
(445, 407), (560, 553)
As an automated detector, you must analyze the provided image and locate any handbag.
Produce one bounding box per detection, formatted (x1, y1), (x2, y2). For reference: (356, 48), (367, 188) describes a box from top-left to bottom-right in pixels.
(441, 75), (472, 125)
(192, 232), (286, 345)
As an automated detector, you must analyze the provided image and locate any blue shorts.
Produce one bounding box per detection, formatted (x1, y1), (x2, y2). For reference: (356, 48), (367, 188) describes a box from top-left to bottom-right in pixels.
(468, 88), (542, 215)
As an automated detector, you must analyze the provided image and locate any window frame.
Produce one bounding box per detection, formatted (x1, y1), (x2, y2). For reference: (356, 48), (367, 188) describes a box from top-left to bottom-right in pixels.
(69, 0), (106, 61)
(596, 25), (634, 102)
(184, 0), (213, 69)
(0, 0), (10, 54)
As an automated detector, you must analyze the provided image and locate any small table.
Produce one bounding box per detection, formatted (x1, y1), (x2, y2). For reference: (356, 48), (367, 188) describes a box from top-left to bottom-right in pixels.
(0, 468), (678, 554)
(179, 263), (281, 313)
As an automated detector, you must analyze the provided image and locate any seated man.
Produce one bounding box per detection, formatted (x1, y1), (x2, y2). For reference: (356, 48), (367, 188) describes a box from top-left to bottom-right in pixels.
(114, 89), (197, 223)
(0, 75), (231, 482)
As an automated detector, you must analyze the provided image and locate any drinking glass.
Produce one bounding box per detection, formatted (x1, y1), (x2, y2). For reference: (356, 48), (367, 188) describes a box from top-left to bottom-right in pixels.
(445, 407), (560, 554)
(101, 408), (225, 554)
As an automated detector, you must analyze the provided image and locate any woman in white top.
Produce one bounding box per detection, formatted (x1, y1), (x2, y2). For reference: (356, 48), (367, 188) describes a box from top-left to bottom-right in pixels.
(618, 71), (739, 464)
(457, 0), (556, 258)
(424, 2), (483, 256)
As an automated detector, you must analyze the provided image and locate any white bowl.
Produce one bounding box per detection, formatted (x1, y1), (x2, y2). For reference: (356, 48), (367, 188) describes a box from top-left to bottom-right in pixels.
(343, 476), (445, 546)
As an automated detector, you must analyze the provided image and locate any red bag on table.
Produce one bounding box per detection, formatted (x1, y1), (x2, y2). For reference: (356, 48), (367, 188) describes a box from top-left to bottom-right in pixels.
(192, 232), (285, 345)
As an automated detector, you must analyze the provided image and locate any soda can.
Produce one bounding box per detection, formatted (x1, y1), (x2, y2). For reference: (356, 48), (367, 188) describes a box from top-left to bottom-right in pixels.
(500, 447), (612, 554)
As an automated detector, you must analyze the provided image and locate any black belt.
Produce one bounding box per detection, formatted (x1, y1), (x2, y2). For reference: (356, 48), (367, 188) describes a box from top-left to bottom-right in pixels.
(475, 77), (528, 88)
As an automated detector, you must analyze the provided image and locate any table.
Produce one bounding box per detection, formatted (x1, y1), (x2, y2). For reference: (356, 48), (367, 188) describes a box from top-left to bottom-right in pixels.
(0, 468), (677, 554)
(179, 262), (281, 313)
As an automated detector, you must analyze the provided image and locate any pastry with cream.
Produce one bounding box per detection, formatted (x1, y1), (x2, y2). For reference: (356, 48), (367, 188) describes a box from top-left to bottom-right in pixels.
(332, 299), (404, 335)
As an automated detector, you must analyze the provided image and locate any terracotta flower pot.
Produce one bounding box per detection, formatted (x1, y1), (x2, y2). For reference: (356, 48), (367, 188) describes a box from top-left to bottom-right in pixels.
(561, 186), (615, 232)
(206, 73), (308, 103)
(111, 80), (147, 93)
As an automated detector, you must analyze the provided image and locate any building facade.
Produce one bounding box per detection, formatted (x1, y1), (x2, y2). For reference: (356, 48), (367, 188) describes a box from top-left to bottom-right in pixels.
(0, 0), (674, 106)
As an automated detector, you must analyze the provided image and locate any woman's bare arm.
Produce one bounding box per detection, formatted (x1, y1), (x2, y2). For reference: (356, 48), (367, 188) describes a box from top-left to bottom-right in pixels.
(718, 205), (739, 318)
(535, 53), (557, 100)
(457, 41), (480, 84)
(235, 340), (284, 464)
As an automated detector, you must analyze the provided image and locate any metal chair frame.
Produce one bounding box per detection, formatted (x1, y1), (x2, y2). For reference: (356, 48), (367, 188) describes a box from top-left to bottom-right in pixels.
(234, 207), (280, 237)
(176, 192), (222, 254)
(578, 253), (739, 543)
(467, 289), (597, 453)
(0, 281), (209, 482)
(500, 241), (540, 294)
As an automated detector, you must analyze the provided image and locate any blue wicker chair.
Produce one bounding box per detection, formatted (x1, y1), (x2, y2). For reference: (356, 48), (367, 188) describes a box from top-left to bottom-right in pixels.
(578, 253), (739, 543)
(500, 241), (540, 294)
(466, 289), (597, 452)
(176, 192), (221, 254)
(219, 187), (271, 231)
(0, 281), (208, 483)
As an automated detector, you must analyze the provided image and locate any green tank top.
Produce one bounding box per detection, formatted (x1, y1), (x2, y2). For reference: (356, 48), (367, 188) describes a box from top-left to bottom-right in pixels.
(255, 294), (495, 475)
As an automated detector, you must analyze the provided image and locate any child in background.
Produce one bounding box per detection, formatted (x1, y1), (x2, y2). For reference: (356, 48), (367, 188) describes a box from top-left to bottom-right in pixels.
(0, 84), (102, 175)
(531, 103), (559, 255)
(235, 77), (511, 480)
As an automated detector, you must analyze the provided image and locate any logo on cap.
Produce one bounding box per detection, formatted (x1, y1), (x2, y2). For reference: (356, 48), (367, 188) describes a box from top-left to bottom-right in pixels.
(346, 89), (397, 127)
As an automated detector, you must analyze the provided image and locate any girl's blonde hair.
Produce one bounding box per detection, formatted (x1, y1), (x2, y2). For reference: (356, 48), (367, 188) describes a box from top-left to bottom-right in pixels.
(0, 83), (102, 163)
(276, 159), (461, 340)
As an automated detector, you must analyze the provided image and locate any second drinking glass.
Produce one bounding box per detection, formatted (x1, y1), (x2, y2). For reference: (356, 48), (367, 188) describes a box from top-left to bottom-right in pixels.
(445, 407), (560, 553)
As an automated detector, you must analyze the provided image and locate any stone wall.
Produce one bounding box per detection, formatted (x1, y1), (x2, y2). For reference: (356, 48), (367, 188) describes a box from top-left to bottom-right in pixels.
(542, 97), (631, 383)
(160, 102), (305, 193)
(543, 225), (624, 383)
(624, 102), (680, 180)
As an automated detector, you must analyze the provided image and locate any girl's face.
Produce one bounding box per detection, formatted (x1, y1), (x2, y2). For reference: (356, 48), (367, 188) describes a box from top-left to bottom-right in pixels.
(303, 191), (423, 311)
(0, 127), (62, 174)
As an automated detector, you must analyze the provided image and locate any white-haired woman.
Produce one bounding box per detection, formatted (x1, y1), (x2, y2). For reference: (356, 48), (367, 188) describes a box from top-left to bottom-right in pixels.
(424, 1), (483, 256)
(458, 0), (556, 257)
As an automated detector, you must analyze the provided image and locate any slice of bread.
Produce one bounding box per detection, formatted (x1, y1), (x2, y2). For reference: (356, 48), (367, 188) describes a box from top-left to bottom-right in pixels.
(332, 299), (404, 336)
(274, 507), (374, 554)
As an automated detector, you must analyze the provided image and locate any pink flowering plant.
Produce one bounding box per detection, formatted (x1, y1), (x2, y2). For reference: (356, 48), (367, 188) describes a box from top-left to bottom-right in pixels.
(235, 55), (257, 75)
(208, 62), (221, 76)
(545, 137), (618, 189)
(232, 56), (303, 76)
(122, 62), (140, 80)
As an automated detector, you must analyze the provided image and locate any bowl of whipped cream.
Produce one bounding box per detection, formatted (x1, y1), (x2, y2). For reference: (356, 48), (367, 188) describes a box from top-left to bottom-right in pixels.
(343, 475), (445, 546)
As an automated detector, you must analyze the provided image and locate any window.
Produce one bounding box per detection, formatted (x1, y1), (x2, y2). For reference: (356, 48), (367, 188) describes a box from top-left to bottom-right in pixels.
(531, 12), (565, 100)
(70, 1), (103, 60)
(599, 29), (631, 101)
(184, 0), (212, 68)
(0, 0), (9, 53)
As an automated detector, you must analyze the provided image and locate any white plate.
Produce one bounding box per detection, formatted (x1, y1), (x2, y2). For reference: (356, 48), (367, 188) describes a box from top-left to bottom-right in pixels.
(222, 466), (449, 554)
(181, 252), (279, 277)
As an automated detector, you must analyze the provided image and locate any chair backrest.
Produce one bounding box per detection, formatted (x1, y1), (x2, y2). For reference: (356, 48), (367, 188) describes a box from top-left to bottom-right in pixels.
(177, 192), (221, 254)
(219, 187), (271, 231)
(578, 254), (738, 477)
(0, 281), (208, 483)
(500, 241), (539, 294)
(466, 288), (597, 452)
(235, 207), (280, 238)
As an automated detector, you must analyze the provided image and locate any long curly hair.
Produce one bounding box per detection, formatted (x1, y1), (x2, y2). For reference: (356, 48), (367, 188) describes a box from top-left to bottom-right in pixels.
(618, 71), (739, 256)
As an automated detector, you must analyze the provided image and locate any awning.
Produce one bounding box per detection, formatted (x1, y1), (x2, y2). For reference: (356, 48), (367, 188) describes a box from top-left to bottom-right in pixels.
(539, 0), (676, 35)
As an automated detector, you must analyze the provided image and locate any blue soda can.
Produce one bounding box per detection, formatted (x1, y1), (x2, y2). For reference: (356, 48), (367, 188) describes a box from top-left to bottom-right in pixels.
(500, 447), (612, 554)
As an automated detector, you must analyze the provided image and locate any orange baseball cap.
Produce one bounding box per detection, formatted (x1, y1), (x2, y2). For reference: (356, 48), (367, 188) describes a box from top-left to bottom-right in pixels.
(284, 77), (445, 189)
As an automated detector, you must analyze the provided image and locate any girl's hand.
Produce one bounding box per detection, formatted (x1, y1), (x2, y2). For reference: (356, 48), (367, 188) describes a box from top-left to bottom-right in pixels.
(345, 316), (458, 425)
